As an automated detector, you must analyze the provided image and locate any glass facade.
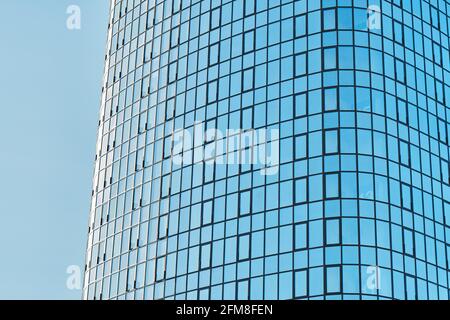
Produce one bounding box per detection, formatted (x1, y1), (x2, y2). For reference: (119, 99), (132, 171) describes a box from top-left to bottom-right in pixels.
(84, 0), (450, 300)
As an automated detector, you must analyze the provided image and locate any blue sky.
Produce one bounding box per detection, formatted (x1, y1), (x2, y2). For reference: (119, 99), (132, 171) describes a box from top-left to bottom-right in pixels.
(0, 1), (109, 299)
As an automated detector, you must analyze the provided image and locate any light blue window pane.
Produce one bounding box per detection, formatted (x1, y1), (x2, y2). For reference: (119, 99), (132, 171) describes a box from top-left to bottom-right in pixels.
(309, 267), (324, 296)
(295, 270), (307, 297)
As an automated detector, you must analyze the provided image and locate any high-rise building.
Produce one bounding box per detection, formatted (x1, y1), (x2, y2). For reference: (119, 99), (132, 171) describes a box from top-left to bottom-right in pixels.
(84, 0), (450, 300)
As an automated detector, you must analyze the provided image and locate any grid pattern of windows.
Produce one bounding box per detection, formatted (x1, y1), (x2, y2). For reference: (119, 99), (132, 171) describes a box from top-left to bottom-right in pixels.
(84, 0), (450, 300)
